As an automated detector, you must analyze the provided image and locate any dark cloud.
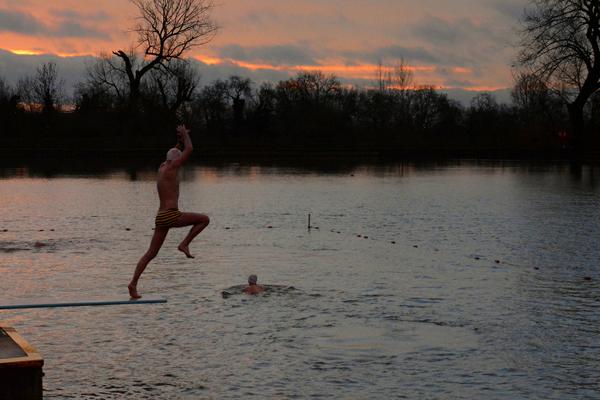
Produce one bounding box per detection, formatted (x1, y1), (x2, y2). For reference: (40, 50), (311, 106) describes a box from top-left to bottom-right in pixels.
(0, 9), (45, 34)
(50, 9), (111, 22)
(491, 0), (527, 20)
(412, 15), (502, 45)
(343, 45), (440, 65)
(218, 43), (440, 69)
(442, 78), (477, 88)
(405, 14), (518, 67)
(217, 44), (318, 66)
(0, 8), (109, 39)
(0, 49), (94, 96)
(55, 21), (109, 39)
(231, 7), (357, 34)
(191, 58), (291, 84)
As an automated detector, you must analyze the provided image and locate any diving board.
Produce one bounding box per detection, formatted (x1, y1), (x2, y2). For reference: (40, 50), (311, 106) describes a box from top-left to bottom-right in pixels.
(0, 298), (167, 310)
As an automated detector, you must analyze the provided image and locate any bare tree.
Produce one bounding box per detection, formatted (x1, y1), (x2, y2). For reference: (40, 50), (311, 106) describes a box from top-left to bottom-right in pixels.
(410, 86), (444, 132)
(225, 76), (252, 128)
(16, 77), (35, 112)
(225, 76), (253, 102)
(0, 77), (18, 119)
(86, 50), (136, 105)
(0, 77), (11, 101)
(512, 71), (547, 110)
(392, 59), (414, 92)
(111, 0), (217, 108)
(148, 59), (200, 113)
(375, 60), (389, 92)
(518, 0), (600, 152)
(74, 80), (117, 113)
(374, 59), (413, 93)
(195, 79), (228, 129)
(284, 71), (341, 104)
(17, 62), (65, 113)
(470, 93), (499, 114)
(373, 59), (414, 126)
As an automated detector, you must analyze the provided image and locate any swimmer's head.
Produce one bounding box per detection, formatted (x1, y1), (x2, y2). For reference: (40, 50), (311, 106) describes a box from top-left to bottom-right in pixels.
(248, 274), (258, 285)
(166, 148), (182, 161)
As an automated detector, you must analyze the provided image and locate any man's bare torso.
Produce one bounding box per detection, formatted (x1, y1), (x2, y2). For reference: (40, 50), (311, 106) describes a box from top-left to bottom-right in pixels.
(157, 161), (180, 210)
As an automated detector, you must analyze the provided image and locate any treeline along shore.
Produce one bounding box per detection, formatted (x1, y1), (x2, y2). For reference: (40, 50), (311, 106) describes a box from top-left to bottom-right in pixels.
(1, 63), (600, 162)
(2, 0), (600, 163)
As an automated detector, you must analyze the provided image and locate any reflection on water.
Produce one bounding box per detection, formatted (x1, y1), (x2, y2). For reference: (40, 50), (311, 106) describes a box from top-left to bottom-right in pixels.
(0, 161), (599, 399)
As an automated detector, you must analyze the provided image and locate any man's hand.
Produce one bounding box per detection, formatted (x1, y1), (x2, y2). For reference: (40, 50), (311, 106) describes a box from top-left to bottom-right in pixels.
(174, 124), (194, 160)
(176, 124), (191, 139)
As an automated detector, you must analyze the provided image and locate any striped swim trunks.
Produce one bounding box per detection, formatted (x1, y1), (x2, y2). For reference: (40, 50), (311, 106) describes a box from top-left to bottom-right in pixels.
(155, 208), (182, 228)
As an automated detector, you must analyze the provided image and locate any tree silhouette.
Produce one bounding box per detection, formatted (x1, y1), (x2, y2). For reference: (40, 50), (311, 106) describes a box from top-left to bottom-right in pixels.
(511, 71), (551, 112)
(110, 0), (216, 109)
(519, 0), (600, 154)
(17, 62), (65, 113)
(148, 59), (200, 115)
(225, 76), (253, 131)
(0, 78), (18, 133)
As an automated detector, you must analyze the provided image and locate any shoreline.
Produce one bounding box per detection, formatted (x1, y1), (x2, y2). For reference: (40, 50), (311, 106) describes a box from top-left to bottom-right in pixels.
(0, 145), (593, 163)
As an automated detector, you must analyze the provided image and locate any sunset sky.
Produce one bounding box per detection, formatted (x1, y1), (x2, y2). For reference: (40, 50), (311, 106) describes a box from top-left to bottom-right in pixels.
(0, 0), (528, 100)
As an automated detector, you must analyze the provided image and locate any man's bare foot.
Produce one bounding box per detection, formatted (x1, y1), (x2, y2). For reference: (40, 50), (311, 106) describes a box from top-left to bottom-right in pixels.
(178, 244), (195, 258)
(128, 283), (142, 299)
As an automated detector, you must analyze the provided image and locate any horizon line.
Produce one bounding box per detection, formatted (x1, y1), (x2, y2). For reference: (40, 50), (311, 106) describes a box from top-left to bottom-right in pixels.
(2, 47), (510, 93)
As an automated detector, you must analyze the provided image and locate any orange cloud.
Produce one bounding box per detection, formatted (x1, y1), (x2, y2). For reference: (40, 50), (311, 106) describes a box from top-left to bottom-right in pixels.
(0, 0), (516, 91)
(452, 67), (472, 74)
(194, 55), (438, 81)
(10, 49), (43, 56)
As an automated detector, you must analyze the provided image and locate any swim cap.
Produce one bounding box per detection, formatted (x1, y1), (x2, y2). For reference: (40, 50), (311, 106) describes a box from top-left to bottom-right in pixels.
(248, 274), (257, 284)
(166, 148), (182, 161)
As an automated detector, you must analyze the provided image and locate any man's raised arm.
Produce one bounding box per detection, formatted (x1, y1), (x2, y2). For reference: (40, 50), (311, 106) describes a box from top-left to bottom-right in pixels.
(174, 125), (193, 166)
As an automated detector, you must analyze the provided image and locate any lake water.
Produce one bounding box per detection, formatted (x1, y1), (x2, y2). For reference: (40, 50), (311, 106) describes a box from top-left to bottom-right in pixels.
(0, 161), (599, 399)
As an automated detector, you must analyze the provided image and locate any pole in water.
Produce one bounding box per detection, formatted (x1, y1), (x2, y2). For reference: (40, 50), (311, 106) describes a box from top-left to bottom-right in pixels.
(308, 213), (311, 230)
(0, 298), (167, 310)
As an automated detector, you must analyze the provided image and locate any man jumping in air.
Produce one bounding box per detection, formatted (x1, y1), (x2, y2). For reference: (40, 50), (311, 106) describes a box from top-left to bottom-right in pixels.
(128, 124), (210, 299)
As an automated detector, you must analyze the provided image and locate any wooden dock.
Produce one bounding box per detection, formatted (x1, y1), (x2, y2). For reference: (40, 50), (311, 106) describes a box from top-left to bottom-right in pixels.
(0, 326), (44, 400)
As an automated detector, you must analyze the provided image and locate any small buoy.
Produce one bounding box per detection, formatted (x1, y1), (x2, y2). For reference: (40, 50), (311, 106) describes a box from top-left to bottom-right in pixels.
(125, 228), (131, 231)
(413, 245), (418, 248)
(39, 229), (44, 232)
(584, 277), (592, 281)
(391, 241), (396, 244)
(337, 231), (341, 234)
(357, 235), (362, 238)
(225, 227), (231, 230)
(495, 260), (501, 264)
(50, 229), (55, 232)
(474, 257), (480, 260)
(1, 229), (7, 232)
(267, 226), (273, 229)
(534, 267), (540, 270)
(314, 227), (319, 230)
(364, 236), (369, 239)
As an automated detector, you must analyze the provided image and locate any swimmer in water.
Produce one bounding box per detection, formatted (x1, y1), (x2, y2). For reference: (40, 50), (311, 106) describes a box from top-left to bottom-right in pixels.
(243, 274), (265, 295)
(128, 124), (210, 300)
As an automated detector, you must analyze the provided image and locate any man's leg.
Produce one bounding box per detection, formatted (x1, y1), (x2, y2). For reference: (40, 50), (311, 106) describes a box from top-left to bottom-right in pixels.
(128, 227), (169, 299)
(173, 213), (210, 258)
